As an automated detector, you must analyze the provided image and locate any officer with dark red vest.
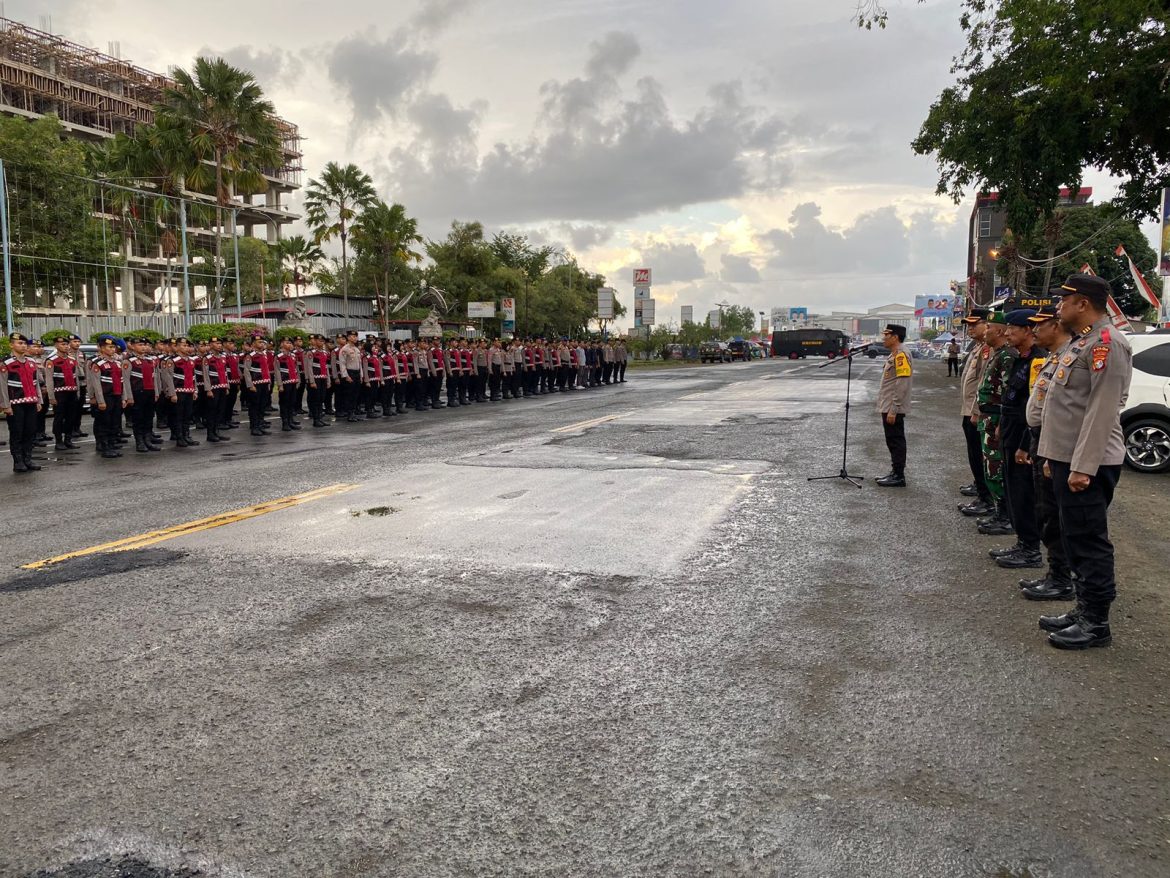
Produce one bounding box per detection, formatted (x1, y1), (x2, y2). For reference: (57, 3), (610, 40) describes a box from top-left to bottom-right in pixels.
(275, 336), (303, 431)
(429, 340), (445, 408)
(44, 334), (81, 451)
(302, 334), (333, 428)
(200, 336), (232, 444)
(381, 343), (400, 416)
(242, 336), (274, 436)
(1, 333), (44, 472)
(127, 336), (163, 452)
(88, 334), (133, 460)
(223, 339), (242, 430)
(170, 337), (201, 448)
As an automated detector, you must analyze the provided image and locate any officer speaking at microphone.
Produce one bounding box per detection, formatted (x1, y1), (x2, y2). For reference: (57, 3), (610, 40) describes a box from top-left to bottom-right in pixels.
(1036, 274), (1132, 650)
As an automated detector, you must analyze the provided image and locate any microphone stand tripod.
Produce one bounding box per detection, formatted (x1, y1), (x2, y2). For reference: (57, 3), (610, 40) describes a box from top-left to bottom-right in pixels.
(808, 346), (869, 488)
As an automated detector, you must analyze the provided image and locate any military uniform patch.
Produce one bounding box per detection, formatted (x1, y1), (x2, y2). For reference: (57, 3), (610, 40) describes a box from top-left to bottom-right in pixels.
(894, 352), (911, 378)
(1091, 344), (1109, 371)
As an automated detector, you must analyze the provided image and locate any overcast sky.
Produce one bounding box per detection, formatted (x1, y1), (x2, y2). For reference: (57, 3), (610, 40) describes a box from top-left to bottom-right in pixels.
(16, 0), (1153, 327)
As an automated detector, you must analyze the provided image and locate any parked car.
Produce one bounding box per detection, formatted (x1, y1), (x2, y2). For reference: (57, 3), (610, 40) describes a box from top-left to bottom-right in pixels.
(1121, 332), (1170, 474)
(727, 340), (751, 361)
(663, 343), (685, 360)
(699, 341), (731, 363)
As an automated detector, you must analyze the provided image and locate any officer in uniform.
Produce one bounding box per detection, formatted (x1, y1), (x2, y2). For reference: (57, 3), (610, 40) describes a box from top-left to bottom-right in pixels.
(957, 309), (992, 515)
(242, 336), (274, 436)
(1, 333), (44, 472)
(200, 336), (231, 444)
(44, 335), (82, 451)
(974, 311), (1016, 535)
(275, 336), (303, 430)
(1037, 274), (1132, 649)
(303, 334), (333, 427)
(126, 336), (164, 452)
(1019, 304), (1074, 600)
(992, 309), (1047, 569)
(875, 323), (912, 487)
(170, 337), (201, 447)
(489, 340), (503, 401)
(445, 340), (463, 407)
(88, 334), (133, 459)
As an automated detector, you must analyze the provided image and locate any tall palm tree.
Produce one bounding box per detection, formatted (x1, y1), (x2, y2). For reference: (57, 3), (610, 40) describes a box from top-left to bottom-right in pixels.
(304, 162), (378, 314)
(158, 57), (281, 308)
(277, 234), (325, 296)
(351, 200), (424, 330)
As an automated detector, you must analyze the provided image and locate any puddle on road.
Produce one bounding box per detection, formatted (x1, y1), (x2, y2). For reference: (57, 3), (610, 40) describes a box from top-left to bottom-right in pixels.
(351, 506), (398, 517)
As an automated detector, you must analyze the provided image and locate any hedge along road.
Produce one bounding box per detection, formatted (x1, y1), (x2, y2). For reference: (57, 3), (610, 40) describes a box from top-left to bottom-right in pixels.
(1, 359), (1168, 878)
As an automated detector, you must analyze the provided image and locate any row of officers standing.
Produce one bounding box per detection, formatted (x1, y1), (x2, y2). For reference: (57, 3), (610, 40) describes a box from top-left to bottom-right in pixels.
(1, 331), (631, 468)
(955, 273), (1132, 650)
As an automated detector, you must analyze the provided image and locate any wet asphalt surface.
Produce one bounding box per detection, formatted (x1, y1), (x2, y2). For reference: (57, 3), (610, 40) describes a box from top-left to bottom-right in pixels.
(2, 358), (1169, 878)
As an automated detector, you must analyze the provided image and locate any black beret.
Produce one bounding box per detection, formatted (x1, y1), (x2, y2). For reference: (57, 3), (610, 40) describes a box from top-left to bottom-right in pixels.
(8, 332), (29, 342)
(1005, 309), (1038, 327)
(1058, 273), (1111, 307)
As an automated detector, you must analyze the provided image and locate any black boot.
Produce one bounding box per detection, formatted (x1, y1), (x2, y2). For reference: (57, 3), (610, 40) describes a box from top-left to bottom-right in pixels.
(875, 472), (906, 488)
(289, 417), (302, 430)
(995, 547), (1044, 569)
(54, 438), (69, 451)
(959, 483), (979, 497)
(23, 452), (42, 471)
(989, 542), (1025, 559)
(183, 430), (200, 447)
(176, 434), (190, 448)
(959, 499), (994, 517)
(1048, 611), (1111, 649)
(13, 455), (29, 473)
(1022, 576), (1075, 601)
(135, 433), (150, 453)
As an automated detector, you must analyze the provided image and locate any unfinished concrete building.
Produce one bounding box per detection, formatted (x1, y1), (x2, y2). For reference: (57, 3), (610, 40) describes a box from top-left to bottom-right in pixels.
(0, 15), (302, 313)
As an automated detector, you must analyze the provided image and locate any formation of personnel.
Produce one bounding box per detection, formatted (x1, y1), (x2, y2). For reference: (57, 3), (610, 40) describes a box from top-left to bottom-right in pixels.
(955, 273), (1132, 649)
(1, 330), (631, 470)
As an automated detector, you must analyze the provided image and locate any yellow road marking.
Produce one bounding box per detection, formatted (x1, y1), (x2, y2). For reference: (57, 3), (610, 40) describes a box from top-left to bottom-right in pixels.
(21, 483), (358, 570)
(551, 412), (631, 433)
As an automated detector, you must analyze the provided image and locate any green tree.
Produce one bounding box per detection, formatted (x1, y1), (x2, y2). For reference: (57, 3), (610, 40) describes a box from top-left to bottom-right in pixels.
(0, 115), (108, 309)
(996, 204), (1160, 317)
(717, 305), (756, 337)
(223, 237), (282, 305)
(304, 162), (378, 311)
(276, 235), (325, 296)
(913, 0), (1170, 235)
(351, 201), (424, 330)
(425, 221), (500, 321)
(158, 57), (281, 306)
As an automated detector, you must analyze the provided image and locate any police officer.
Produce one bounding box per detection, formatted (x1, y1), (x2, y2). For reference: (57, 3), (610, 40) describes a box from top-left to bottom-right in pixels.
(43, 334), (82, 451)
(200, 336), (232, 444)
(88, 334), (133, 459)
(303, 334), (333, 428)
(1, 333), (44, 472)
(127, 336), (164, 452)
(275, 336), (303, 430)
(974, 311), (1015, 535)
(170, 337), (201, 447)
(957, 309), (993, 515)
(875, 323), (912, 487)
(1019, 304), (1075, 601)
(1037, 274), (1132, 649)
(992, 309), (1047, 569)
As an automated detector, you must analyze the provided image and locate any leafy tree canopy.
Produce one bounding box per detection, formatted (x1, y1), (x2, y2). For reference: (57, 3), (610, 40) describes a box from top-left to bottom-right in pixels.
(913, 0), (1170, 235)
(223, 236), (283, 304)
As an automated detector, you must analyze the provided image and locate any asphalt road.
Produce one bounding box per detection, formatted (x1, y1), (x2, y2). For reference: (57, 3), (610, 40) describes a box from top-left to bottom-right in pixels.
(2, 358), (1168, 878)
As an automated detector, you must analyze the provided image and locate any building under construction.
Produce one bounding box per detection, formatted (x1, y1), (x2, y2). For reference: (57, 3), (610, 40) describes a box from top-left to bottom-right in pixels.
(0, 15), (303, 316)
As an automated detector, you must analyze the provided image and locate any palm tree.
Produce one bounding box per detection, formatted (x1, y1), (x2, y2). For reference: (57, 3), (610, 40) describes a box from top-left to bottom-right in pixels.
(351, 200), (424, 331)
(158, 57), (281, 308)
(304, 162), (378, 314)
(277, 235), (325, 297)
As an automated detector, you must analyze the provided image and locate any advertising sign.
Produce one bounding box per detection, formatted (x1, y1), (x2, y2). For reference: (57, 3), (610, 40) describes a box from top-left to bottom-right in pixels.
(634, 285), (651, 300)
(1161, 188), (1170, 276)
(597, 287), (615, 320)
(633, 268), (652, 286)
(787, 307), (808, 322)
(501, 297), (516, 320)
(915, 295), (956, 318)
(640, 298), (655, 325)
(502, 319), (515, 333)
(467, 301), (495, 319)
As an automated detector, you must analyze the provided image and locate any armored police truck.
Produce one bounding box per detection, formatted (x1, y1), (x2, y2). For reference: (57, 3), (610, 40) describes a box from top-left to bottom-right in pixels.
(771, 328), (849, 360)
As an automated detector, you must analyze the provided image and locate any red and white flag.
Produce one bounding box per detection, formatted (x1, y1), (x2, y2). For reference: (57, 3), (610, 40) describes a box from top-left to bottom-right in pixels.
(1079, 264), (1133, 330)
(1115, 245), (1162, 311)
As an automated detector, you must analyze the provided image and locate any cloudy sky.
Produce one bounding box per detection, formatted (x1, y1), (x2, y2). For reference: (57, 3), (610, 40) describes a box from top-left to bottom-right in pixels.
(15, 0), (1149, 328)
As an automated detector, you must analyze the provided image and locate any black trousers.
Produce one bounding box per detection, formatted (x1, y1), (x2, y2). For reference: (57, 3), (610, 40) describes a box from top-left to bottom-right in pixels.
(295, 379), (306, 412)
(52, 390), (79, 441)
(308, 378), (327, 421)
(1032, 454), (1071, 583)
(132, 393), (156, 438)
(962, 416), (989, 500)
(340, 371), (361, 415)
(246, 384), (269, 428)
(429, 372), (443, 406)
(620, 361), (627, 381)
(881, 413), (907, 475)
(1002, 419), (1038, 547)
(489, 365), (502, 399)
(224, 383), (240, 424)
(6, 401), (37, 460)
(94, 396), (122, 448)
(947, 357), (959, 376)
(1049, 460), (1121, 616)
(175, 393), (194, 437)
(447, 373), (460, 404)
(35, 395), (48, 437)
(382, 381), (398, 414)
(205, 389), (226, 439)
(279, 384), (298, 422)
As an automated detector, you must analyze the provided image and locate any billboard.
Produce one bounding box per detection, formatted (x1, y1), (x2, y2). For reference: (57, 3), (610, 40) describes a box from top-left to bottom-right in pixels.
(788, 307), (808, 322)
(633, 268), (651, 285)
(467, 301), (495, 319)
(916, 294), (956, 331)
(500, 297), (516, 320)
(597, 287), (615, 319)
(1161, 188), (1170, 276)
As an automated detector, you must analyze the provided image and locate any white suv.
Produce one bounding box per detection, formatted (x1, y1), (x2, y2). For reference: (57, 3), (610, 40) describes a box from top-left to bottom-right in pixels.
(1121, 332), (1170, 473)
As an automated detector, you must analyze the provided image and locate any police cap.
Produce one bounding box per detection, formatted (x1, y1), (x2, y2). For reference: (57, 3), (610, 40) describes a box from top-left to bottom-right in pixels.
(1058, 273), (1111, 308)
(1005, 309), (1037, 327)
(1028, 306), (1059, 323)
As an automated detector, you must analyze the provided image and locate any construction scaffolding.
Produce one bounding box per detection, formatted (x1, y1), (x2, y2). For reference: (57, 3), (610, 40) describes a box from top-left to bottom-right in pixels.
(0, 15), (303, 187)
